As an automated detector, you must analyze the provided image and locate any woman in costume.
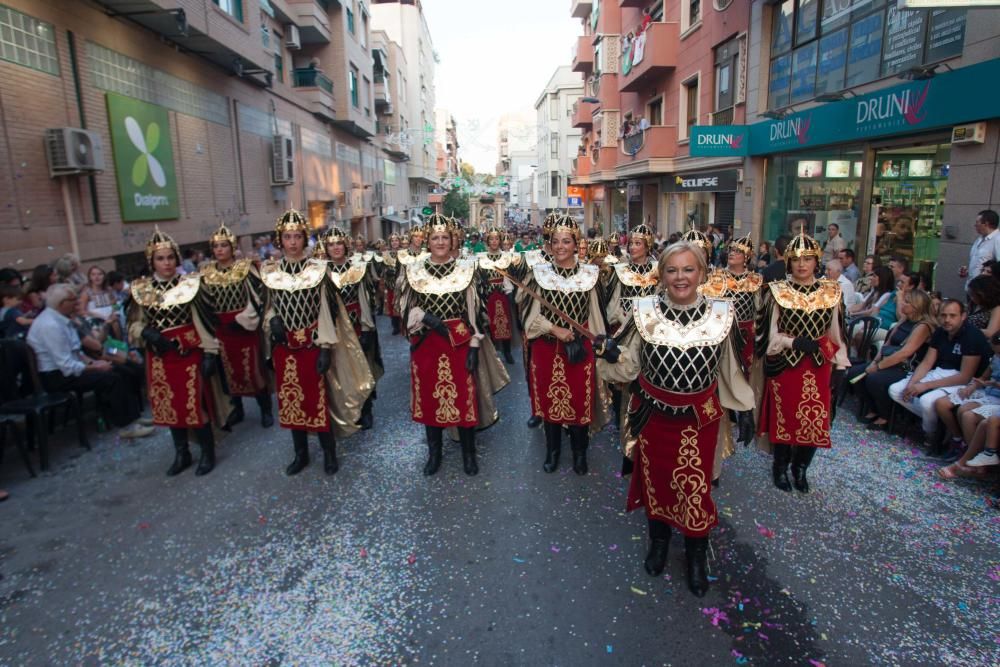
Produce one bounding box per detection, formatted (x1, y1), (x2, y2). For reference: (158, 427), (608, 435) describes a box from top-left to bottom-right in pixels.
(518, 214), (608, 475)
(477, 226), (520, 365)
(398, 214), (509, 476)
(383, 233), (403, 335)
(128, 227), (227, 476)
(595, 242), (755, 596)
(757, 229), (849, 493)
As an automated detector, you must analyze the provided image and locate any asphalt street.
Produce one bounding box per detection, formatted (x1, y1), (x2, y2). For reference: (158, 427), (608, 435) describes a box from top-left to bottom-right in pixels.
(0, 317), (996, 666)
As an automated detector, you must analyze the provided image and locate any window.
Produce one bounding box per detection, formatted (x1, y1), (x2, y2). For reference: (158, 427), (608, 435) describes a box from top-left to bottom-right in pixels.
(213, 0), (243, 22)
(551, 133), (559, 159)
(0, 6), (59, 75)
(361, 13), (368, 49)
(274, 51), (283, 84)
(714, 38), (738, 113)
(347, 7), (355, 35)
(549, 95), (559, 119)
(680, 75), (699, 140)
(398, 69), (405, 102)
(647, 97), (663, 126)
(682, 0), (702, 31)
(551, 173), (560, 200)
(363, 76), (371, 117)
(350, 66), (359, 108)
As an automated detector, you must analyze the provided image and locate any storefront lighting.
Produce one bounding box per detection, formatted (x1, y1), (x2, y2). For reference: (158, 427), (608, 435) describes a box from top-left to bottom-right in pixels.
(815, 90), (857, 102)
(897, 63), (952, 81)
(761, 109), (788, 120)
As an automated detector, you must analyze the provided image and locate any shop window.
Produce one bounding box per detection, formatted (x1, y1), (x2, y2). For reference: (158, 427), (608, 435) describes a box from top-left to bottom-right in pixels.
(680, 75), (699, 141)
(795, 0), (819, 46)
(789, 42), (817, 104)
(0, 5), (59, 75)
(647, 97), (663, 126)
(213, 0), (243, 22)
(771, 0), (794, 55)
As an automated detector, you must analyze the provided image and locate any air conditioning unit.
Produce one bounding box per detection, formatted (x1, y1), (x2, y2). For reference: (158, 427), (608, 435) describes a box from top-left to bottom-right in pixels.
(45, 128), (105, 176)
(951, 122), (986, 146)
(285, 24), (301, 50)
(271, 134), (294, 185)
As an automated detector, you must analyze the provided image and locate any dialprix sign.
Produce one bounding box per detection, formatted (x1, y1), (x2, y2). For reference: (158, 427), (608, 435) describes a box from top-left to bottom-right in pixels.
(106, 93), (179, 222)
(690, 56), (1000, 157)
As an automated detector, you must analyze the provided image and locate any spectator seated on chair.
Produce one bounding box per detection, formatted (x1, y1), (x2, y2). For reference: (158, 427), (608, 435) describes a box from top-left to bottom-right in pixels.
(932, 332), (1000, 459)
(938, 414), (1000, 480)
(846, 289), (936, 431)
(0, 285), (32, 339)
(966, 275), (1000, 339)
(888, 299), (992, 446)
(26, 284), (153, 440)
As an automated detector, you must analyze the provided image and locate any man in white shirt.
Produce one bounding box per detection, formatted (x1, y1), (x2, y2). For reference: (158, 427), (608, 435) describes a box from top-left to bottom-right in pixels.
(838, 248), (861, 283)
(26, 285), (152, 440)
(960, 209), (1000, 287)
(826, 260), (856, 308)
(821, 223), (847, 265)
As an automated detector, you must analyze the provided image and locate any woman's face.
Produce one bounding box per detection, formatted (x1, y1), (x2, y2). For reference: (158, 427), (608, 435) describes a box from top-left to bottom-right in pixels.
(863, 257), (874, 273)
(550, 231), (578, 266)
(88, 267), (104, 286)
(327, 241), (347, 261)
(211, 240), (234, 263)
(662, 250), (703, 305)
(153, 249), (178, 278)
(901, 300), (915, 319)
(428, 230), (452, 259)
(628, 237), (648, 262)
(790, 255), (817, 282)
(281, 231), (306, 258)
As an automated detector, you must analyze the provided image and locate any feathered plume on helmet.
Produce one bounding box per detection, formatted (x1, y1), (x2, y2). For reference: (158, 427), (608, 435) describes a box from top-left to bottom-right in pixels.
(728, 232), (754, 257)
(680, 228), (713, 257)
(145, 225), (181, 266)
(210, 221), (237, 249)
(273, 209), (309, 249)
(629, 223), (654, 248)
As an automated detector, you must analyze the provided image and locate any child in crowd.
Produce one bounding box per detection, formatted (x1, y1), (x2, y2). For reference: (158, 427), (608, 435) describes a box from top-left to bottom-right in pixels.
(0, 284), (32, 339)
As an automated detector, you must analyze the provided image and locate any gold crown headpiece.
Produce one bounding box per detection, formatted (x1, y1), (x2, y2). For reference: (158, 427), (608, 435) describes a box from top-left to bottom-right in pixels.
(552, 213), (580, 240)
(786, 225), (822, 261)
(273, 209), (309, 249)
(681, 228), (713, 256)
(145, 225), (181, 264)
(542, 210), (564, 239)
(587, 237), (609, 261)
(210, 221), (237, 248)
(629, 223), (654, 247)
(425, 212), (455, 235)
(728, 232), (754, 256)
(321, 226), (350, 246)
(485, 225), (506, 241)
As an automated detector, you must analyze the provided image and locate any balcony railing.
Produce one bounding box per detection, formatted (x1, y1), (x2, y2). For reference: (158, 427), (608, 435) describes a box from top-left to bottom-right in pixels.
(617, 125), (678, 164)
(292, 68), (333, 93)
(619, 22), (679, 93)
(572, 35), (594, 74)
(572, 99), (596, 129)
(712, 107), (735, 126)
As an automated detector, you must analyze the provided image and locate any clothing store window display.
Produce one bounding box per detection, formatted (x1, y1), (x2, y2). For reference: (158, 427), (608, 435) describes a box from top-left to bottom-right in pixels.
(397, 214), (510, 477)
(320, 227), (384, 431)
(756, 229), (850, 494)
(258, 210), (374, 476)
(476, 226), (521, 366)
(517, 214), (611, 476)
(127, 228), (230, 476)
(595, 242), (755, 597)
(200, 222), (274, 430)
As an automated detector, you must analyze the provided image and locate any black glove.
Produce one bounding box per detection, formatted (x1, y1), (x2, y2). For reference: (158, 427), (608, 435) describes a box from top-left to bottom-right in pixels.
(316, 348), (332, 375)
(422, 313), (450, 339)
(792, 337), (820, 355)
(564, 335), (586, 365)
(141, 326), (177, 356)
(269, 316), (288, 346)
(201, 353), (218, 378)
(465, 346), (479, 374)
(594, 335), (621, 363)
(737, 410), (755, 447)
(226, 320), (247, 334)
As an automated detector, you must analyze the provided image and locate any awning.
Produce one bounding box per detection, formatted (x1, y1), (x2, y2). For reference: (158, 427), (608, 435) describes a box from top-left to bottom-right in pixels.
(382, 214), (408, 226)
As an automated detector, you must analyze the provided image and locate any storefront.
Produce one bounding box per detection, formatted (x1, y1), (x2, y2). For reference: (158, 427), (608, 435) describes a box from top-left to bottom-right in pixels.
(661, 169), (741, 237)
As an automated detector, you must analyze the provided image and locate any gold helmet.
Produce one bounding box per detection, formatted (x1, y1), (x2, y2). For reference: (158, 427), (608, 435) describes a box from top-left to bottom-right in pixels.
(424, 212), (455, 236)
(145, 225), (181, 266)
(210, 221), (237, 249)
(485, 225), (505, 242)
(728, 232), (754, 257)
(785, 226), (822, 267)
(681, 228), (713, 258)
(408, 222), (425, 241)
(551, 213), (580, 240)
(629, 223), (654, 249)
(321, 226), (351, 247)
(542, 210), (564, 240)
(587, 237), (609, 262)
(273, 209), (309, 250)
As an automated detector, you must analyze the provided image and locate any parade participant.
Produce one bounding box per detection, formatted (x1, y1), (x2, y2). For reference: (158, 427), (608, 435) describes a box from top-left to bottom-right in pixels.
(757, 229), (849, 493)
(521, 213), (563, 429)
(477, 226), (520, 365)
(595, 241), (755, 596)
(701, 233), (762, 377)
(352, 235), (367, 257)
(260, 210), (374, 476)
(681, 228), (714, 264)
(201, 222), (274, 429)
(128, 227), (228, 477)
(518, 214), (609, 475)
(323, 227), (383, 430)
(383, 234), (403, 335)
(398, 213), (508, 476)
(606, 223), (658, 333)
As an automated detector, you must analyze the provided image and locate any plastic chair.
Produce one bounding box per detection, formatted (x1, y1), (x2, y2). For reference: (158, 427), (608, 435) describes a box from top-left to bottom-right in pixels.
(846, 316), (880, 365)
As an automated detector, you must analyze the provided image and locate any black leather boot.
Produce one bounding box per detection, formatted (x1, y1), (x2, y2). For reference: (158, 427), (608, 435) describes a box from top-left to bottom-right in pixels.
(195, 425), (215, 476)
(569, 425), (589, 476)
(257, 392), (274, 428)
(644, 518), (671, 577)
(543, 421), (562, 473)
(223, 398), (244, 431)
(459, 427), (478, 476)
(286, 430), (310, 476)
(527, 414), (542, 428)
(359, 395), (374, 430)
(318, 429), (339, 475)
(501, 340), (515, 365)
(684, 536), (710, 597)
(166, 428), (192, 476)
(423, 426), (443, 476)
(791, 446), (817, 493)
(772, 444), (793, 492)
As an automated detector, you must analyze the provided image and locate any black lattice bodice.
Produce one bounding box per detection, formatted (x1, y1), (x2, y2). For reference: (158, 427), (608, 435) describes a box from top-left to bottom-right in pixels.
(144, 276), (195, 331)
(620, 262), (658, 303)
(202, 267), (250, 314)
(272, 258), (323, 331)
(482, 254), (506, 294)
(540, 264), (591, 327)
(640, 299), (725, 395)
(417, 260), (468, 320)
(329, 261), (361, 306)
(776, 281), (835, 367)
(725, 273), (759, 323)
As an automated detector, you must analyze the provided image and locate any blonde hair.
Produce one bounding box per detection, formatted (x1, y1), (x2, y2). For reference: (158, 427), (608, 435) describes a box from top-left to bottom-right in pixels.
(657, 241), (708, 283)
(903, 289), (938, 331)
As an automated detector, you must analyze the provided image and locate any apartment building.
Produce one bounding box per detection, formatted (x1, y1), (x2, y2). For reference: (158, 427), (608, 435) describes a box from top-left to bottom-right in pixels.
(435, 108), (459, 179)
(370, 0), (438, 216)
(0, 0), (422, 274)
(371, 27), (411, 227)
(534, 66), (583, 216)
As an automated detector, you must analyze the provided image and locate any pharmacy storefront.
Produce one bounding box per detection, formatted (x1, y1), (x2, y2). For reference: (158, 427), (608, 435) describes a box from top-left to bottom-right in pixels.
(693, 57), (1000, 281)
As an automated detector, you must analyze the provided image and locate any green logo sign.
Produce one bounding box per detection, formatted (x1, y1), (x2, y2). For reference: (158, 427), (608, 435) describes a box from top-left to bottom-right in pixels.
(106, 93), (179, 222)
(421, 206), (434, 216)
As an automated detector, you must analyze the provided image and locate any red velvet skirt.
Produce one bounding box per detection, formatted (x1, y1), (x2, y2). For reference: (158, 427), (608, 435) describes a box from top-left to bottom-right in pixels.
(529, 335), (596, 426)
(385, 288), (397, 318)
(409, 319), (478, 428)
(759, 345), (834, 448)
(486, 288), (513, 341)
(273, 325), (330, 432)
(216, 311), (267, 396)
(737, 320), (755, 380)
(146, 323), (211, 429)
(627, 380), (723, 538)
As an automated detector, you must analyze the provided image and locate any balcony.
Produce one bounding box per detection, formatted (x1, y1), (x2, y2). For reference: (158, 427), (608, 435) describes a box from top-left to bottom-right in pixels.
(374, 79), (392, 114)
(571, 154), (593, 184)
(619, 22), (679, 93)
(292, 68), (335, 121)
(571, 0), (593, 19)
(288, 0), (332, 44)
(572, 35), (594, 73)
(712, 107), (735, 126)
(593, 146), (618, 174)
(618, 125), (678, 164)
(572, 99), (596, 129)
